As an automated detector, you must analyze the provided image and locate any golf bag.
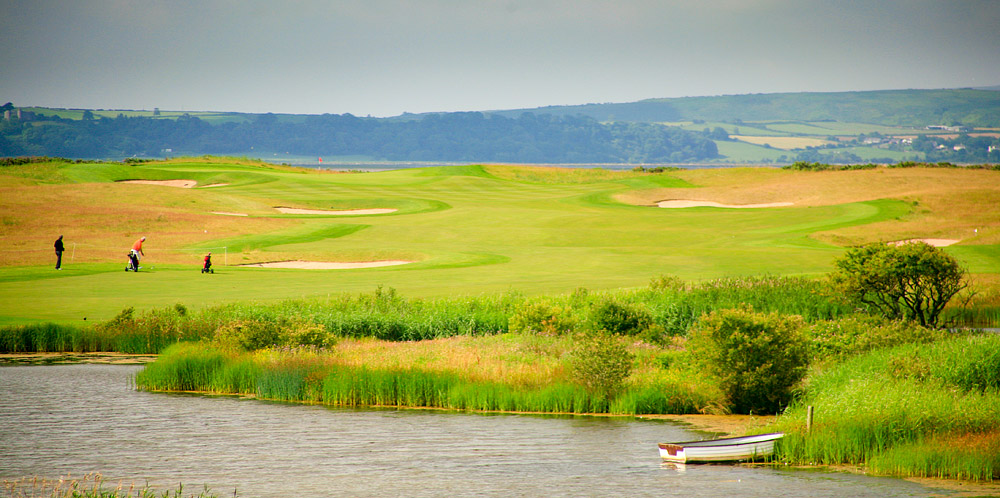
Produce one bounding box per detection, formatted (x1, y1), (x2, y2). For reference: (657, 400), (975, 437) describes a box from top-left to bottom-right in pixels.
(126, 252), (139, 272)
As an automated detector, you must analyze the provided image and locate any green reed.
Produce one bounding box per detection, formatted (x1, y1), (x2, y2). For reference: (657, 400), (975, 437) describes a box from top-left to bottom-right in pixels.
(2, 277), (864, 355)
(134, 343), (705, 415)
(770, 333), (1000, 480)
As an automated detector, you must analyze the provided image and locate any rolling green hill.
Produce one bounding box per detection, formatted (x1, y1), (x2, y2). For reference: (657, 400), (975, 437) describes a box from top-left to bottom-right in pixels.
(489, 88), (1000, 127)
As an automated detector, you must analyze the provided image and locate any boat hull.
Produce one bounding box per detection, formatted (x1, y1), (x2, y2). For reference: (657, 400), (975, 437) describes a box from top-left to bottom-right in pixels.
(658, 432), (783, 463)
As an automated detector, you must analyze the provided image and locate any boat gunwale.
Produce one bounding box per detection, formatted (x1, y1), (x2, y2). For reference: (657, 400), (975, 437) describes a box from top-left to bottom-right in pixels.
(657, 432), (784, 449)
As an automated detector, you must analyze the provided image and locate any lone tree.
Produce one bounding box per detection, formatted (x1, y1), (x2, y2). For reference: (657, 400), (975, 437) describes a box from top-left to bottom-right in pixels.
(831, 242), (967, 328)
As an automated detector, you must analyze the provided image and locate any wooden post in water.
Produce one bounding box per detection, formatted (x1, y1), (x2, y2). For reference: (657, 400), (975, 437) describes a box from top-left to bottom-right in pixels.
(806, 405), (814, 434)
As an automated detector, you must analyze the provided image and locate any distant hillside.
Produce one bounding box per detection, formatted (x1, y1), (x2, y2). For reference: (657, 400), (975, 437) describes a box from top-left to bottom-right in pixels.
(489, 88), (1000, 127)
(4, 87), (999, 164)
(0, 110), (718, 163)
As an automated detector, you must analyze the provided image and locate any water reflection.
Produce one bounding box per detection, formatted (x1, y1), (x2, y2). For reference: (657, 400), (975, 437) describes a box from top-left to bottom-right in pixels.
(0, 365), (950, 497)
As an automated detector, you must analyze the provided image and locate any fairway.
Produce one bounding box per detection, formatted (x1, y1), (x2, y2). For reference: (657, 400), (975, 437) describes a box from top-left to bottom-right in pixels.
(1, 158), (998, 323)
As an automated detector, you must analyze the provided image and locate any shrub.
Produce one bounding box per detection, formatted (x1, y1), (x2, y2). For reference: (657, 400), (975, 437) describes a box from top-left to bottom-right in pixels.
(589, 300), (653, 336)
(568, 333), (634, 399)
(830, 242), (967, 328)
(808, 314), (948, 360)
(287, 320), (337, 348)
(213, 319), (282, 351)
(509, 301), (576, 335)
(687, 306), (809, 414)
(648, 274), (686, 292)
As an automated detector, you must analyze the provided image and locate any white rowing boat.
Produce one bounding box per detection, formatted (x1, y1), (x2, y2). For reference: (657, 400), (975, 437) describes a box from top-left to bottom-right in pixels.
(658, 432), (784, 463)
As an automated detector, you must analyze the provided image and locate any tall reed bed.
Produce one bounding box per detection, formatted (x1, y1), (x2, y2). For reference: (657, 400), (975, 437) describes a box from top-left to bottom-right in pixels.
(0, 322), (93, 353)
(135, 340), (710, 415)
(771, 334), (1000, 480)
(0, 305), (212, 354)
(5, 276), (855, 354)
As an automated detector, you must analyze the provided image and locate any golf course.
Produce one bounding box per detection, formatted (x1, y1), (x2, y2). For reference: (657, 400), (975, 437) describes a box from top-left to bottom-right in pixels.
(2, 157), (997, 324)
(3, 157), (1000, 483)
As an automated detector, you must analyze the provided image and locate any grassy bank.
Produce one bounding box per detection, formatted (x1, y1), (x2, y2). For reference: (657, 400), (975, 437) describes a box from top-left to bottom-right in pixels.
(134, 339), (712, 416)
(770, 334), (1000, 481)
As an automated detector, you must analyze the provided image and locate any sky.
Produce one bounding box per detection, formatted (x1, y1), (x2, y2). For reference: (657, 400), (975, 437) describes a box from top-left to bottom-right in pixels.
(2, 0), (1000, 117)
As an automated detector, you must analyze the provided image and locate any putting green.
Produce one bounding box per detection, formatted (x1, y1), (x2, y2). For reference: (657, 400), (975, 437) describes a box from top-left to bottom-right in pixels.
(0, 159), (994, 324)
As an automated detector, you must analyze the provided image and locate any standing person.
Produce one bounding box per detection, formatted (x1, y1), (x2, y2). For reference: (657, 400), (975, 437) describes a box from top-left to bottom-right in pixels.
(202, 252), (212, 273)
(130, 236), (146, 271)
(54, 235), (65, 270)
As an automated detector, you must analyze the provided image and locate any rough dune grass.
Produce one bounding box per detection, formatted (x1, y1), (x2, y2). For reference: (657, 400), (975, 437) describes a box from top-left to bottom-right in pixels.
(617, 166), (1000, 246)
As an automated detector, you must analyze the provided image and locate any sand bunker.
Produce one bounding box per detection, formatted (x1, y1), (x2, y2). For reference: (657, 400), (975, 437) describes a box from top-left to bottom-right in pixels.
(658, 200), (794, 208)
(240, 260), (412, 269)
(199, 183), (229, 188)
(212, 211), (249, 217)
(118, 179), (197, 188)
(275, 207), (398, 215)
(890, 238), (960, 247)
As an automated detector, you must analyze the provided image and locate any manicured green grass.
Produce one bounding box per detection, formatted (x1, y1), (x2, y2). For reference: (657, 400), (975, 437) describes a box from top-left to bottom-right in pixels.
(1, 159), (995, 324)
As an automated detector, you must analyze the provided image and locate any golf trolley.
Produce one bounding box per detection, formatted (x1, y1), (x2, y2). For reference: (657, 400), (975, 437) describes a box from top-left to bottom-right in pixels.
(126, 252), (139, 272)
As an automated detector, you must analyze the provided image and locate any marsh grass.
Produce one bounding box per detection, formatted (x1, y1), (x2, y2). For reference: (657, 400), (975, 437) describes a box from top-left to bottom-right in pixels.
(1, 276), (857, 355)
(135, 337), (711, 415)
(770, 334), (1000, 480)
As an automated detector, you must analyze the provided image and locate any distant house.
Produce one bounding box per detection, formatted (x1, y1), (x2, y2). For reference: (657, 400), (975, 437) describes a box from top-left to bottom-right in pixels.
(927, 125), (972, 133)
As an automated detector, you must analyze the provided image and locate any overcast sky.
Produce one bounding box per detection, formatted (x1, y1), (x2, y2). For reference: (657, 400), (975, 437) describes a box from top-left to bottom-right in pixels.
(2, 0), (999, 117)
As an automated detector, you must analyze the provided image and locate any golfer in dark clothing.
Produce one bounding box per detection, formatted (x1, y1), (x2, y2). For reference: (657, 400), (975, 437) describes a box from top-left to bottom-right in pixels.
(54, 235), (65, 270)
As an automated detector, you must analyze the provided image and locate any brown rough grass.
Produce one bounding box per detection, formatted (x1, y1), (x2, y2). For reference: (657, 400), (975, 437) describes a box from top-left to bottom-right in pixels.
(617, 167), (1000, 246)
(259, 335), (572, 388)
(0, 181), (292, 266)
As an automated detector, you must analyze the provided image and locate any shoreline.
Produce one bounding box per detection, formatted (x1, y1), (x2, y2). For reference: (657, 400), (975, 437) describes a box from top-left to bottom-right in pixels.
(0, 352), (158, 365)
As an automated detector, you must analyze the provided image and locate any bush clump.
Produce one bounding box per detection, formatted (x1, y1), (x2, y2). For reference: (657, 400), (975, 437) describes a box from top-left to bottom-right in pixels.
(808, 314), (949, 360)
(509, 301), (576, 335)
(687, 306), (809, 414)
(589, 300), (652, 335)
(568, 333), (634, 399)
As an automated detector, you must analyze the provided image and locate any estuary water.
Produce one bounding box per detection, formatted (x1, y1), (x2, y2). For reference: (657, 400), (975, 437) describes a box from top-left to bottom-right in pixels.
(1, 365), (952, 498)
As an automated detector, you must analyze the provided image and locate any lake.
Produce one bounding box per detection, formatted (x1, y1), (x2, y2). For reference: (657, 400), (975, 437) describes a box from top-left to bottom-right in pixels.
(0, 364), (952, 497)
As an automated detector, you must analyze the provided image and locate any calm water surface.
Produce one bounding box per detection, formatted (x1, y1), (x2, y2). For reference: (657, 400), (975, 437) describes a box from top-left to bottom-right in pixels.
(1, 365), (952, 498)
